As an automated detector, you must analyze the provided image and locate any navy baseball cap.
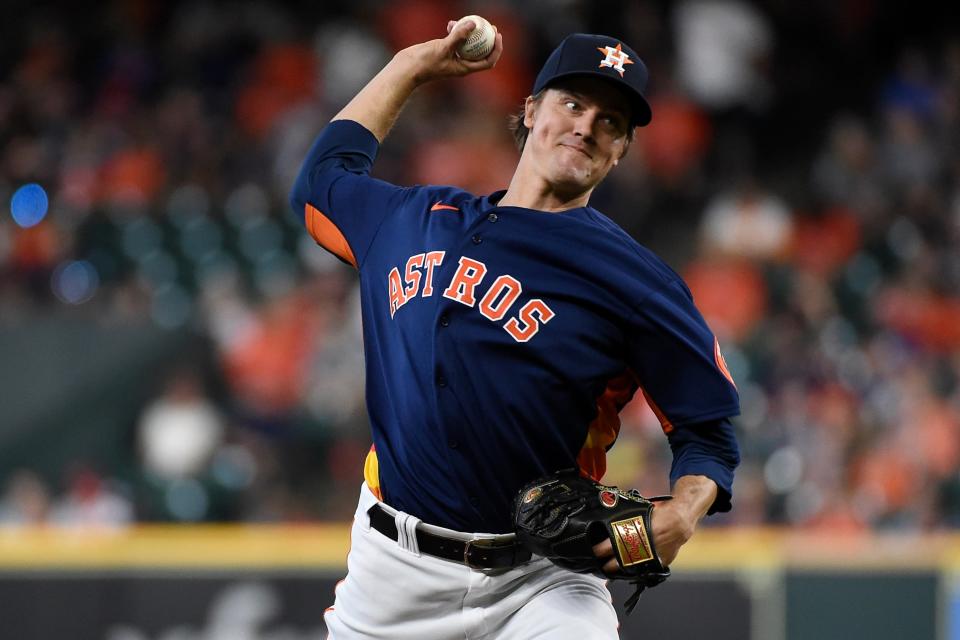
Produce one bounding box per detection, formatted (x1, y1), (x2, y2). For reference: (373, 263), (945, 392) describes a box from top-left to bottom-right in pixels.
(533, 33), (652, 127)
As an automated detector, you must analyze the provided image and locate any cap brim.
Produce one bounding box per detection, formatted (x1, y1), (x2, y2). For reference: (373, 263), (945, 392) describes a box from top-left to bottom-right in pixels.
(541, 70), (652, 127)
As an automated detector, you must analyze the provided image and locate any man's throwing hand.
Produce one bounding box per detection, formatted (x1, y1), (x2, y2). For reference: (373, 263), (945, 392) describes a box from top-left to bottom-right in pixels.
(396, 18), (502, 85)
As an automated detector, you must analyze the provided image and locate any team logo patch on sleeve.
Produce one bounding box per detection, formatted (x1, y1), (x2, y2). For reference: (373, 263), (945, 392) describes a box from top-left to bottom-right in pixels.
(597, 43), (634, 77)
(610, 515), (654, 566)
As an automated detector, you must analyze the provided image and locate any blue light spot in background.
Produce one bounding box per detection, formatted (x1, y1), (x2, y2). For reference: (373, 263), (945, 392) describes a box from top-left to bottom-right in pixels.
(10, 183), (49, 228)
(51, 260), (99, 305)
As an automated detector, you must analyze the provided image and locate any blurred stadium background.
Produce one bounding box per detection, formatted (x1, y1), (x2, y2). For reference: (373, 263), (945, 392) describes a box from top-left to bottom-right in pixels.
(1, 0), (959, 638)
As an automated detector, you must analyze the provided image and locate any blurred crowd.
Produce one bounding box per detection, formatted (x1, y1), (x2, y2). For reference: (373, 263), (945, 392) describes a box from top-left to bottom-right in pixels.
(1, 0), (958, 531)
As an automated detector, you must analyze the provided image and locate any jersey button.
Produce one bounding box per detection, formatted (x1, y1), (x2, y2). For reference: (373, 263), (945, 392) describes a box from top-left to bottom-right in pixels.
(437, 375), (447, 388)
(448, 440), (459, 449)
(439, 315), (450, 327)
(471, 234), (482, 244)
(487, 213), (498, 223)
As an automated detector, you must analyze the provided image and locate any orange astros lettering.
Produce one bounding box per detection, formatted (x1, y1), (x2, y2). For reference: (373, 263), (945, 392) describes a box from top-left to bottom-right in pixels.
(479, 275), (522, 321)
(504, 299), (555, 342)
(388, 267), (406, 318)
(421, 251), (446, 296)
(388, 250), (556, 343)
(443, 257), (488, 307)
(404, 253), (425, 298)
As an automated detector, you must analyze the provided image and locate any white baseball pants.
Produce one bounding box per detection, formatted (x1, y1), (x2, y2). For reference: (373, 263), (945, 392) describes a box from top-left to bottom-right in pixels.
(323, 483), (620, 639)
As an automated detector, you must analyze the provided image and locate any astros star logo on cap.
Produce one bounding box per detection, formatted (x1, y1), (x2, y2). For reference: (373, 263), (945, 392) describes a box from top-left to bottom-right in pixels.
(597, 43), (633, 77)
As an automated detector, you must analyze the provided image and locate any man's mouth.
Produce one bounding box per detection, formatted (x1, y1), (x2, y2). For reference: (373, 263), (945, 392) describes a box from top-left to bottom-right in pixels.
(560, 143), (592, 159)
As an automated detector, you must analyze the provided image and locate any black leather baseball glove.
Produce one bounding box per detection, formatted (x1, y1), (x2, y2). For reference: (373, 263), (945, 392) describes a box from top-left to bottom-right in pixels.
(513, 469), (671, 613)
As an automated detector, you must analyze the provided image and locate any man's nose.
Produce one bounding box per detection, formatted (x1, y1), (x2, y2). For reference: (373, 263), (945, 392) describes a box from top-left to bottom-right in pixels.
(573, 112), (598, 142)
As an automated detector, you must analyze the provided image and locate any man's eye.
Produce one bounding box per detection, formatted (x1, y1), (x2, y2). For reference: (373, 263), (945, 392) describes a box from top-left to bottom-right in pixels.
(564, 100), (579, 111)
(602, 116), (625, 131)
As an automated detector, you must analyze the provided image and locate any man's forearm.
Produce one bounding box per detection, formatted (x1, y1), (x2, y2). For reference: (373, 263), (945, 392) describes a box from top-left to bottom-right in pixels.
(646, 474), (719, 566)
(670, 474), (718, 529)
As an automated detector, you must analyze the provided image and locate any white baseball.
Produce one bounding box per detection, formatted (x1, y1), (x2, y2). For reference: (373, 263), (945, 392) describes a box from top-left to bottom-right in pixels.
(455, 15), (495, 61)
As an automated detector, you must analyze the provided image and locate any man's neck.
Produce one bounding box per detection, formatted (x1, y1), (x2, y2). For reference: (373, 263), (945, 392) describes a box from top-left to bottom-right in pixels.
(498, 160), (592, 212)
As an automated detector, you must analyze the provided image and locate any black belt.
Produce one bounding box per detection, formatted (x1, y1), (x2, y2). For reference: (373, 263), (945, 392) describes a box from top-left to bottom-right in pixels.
(367, 504), (532, 570)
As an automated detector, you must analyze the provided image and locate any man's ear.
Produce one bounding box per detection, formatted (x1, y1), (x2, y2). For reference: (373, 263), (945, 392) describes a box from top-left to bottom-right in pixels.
(523, 95), (538, 129)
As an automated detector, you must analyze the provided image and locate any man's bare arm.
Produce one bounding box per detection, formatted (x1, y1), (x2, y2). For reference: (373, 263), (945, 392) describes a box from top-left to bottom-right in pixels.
(332, 19), (503, 142)
(647, 474), (718, 565)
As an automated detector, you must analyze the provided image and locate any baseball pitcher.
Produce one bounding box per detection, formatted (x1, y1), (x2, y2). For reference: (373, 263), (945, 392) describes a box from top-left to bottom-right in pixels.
(289, 18), (740, 639)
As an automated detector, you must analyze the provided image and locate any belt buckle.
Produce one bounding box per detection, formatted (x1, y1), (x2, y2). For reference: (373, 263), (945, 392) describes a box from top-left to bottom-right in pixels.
(464, 539), (502, 569)
(463, 540), (485, 569)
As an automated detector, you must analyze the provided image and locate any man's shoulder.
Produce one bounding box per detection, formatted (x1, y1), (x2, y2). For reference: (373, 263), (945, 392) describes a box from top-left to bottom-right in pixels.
(582, 207), (683, 288)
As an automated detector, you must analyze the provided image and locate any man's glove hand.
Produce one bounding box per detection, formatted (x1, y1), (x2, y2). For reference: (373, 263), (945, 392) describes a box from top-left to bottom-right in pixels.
(513, 469), (671, 614)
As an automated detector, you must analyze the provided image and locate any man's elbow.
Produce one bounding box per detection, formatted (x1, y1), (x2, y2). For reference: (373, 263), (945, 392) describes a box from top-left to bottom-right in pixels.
(288, 169), (313, 218)
(289, 188), (305, 219)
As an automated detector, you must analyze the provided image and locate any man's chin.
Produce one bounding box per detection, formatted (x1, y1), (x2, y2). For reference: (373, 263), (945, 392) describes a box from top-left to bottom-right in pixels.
(546, 179), (595, 202)
(549, 166), (596, 193)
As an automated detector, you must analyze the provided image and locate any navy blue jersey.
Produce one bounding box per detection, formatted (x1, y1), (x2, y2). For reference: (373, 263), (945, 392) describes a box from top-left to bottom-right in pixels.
(290, 120), (740, 532)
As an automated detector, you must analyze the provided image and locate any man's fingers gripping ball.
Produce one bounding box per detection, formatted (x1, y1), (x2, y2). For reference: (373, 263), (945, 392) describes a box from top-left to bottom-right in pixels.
(451, 15), (497, 60)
